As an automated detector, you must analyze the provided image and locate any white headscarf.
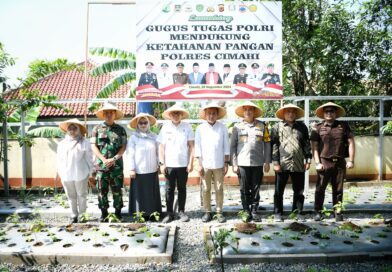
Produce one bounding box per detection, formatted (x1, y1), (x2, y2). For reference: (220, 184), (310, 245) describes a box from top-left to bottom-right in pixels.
(134, 117), (155, 140)
(63, 124), (83, 151)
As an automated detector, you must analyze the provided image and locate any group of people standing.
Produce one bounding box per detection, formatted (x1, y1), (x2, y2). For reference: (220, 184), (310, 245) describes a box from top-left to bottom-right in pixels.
(138, 62), (281, 89)
(56, 100), (355, 224)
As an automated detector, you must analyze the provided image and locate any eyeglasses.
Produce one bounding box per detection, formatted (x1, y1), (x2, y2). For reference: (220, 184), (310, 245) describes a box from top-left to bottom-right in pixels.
(138, 121), (148, 125)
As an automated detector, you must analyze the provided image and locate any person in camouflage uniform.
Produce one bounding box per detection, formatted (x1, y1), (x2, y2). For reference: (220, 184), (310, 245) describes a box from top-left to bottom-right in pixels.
(91, 102), (127, 222)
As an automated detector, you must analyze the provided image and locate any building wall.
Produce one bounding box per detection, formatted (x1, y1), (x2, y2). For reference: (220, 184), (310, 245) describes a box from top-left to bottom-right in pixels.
(1, 136), (391, 188)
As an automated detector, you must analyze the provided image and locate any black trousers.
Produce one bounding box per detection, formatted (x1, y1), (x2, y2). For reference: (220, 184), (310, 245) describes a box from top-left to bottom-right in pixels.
(315, 158), (346, 212)
(165, 167), (188, 213)
(274, 171), (305, 215)
(238, 166), (263, 211)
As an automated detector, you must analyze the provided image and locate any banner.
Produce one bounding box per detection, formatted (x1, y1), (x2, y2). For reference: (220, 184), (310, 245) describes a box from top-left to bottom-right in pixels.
(136, 0), (282, 101)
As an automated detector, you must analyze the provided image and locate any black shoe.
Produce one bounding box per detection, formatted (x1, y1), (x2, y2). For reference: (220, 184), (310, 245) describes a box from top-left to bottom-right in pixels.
(70, 217), (78, 224)
(314, 212), (323, 221)
(100, 209), (109, 223)
(258, 206), (266, 211)
(162, 213), (174, 224)
(202, 212), (212, 223)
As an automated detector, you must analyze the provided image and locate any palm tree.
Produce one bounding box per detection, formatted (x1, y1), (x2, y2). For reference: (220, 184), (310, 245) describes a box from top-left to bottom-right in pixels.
(88, 47), (137, 112)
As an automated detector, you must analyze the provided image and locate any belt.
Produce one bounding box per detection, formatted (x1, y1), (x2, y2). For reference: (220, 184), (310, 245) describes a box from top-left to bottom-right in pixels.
(323, 157), (341, 162)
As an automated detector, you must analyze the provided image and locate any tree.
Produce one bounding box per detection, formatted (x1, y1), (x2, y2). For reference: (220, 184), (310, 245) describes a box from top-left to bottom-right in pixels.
(88, 47), (136, 112)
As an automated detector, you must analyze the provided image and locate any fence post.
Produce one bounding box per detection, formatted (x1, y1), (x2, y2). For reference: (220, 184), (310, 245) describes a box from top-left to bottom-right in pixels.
(378, 99), (384, 181)
(21, 110), (27, 188)
(2, 119), (9, 196)
(304, 98), (310, 193)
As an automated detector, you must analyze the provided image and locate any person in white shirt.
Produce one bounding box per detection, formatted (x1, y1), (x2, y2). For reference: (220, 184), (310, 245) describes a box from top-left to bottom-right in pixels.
(57, 119), (94, 223)
(157, 63), (172, 89)
(195, 103), (229, 223)
(157, 104), (194, 223)
(126, 113), (162, 221)
(222, 64), (234, 84)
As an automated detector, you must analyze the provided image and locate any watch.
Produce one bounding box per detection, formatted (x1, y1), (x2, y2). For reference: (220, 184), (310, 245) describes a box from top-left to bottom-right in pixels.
(159, 161), (165, 166)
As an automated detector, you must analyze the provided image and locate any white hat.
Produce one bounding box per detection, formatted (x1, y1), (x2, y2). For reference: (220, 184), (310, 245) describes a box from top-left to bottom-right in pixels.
(59, 118), (87, 135)
(95, 102), (124, 120)
(199, 102), (226, 120)
(315, 102), (346, 119)
(235, 101), (262, 118)
(129, 113), (157, 129)
(275, 103), (304, 120)
(162, 104), (189, 120)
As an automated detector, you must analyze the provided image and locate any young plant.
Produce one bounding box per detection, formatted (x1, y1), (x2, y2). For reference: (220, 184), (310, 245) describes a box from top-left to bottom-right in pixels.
(321, 206), (332, 218)
(149, 211), (160, 222)
(133, 211), (146, 223)
(213, 228), (238, 272)
(29, 218), (46, 243)
(333, 201), (345, 214)
(6, 213), (21, 225)
(238, 210), (249, 223)
(78, 212), (91, 223)
(42, 187), (54, 197)
(106, 213), (121, 223)
(288, 209), (299, 221)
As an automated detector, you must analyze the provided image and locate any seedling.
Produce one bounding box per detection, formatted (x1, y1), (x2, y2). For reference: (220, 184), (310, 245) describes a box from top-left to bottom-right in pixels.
(320, 206), (332, 218)
(238, 210), (250, 223)
(78, 212), (91, 223)
(133, 211), (146, 223)
(149, 211), (160, 222)
(6, 213), (21, 225)
(213, 228), (238, 272)
(106, 213), (121, 223)
(333, 201), (345, 214)
(289, 209), (299, 221)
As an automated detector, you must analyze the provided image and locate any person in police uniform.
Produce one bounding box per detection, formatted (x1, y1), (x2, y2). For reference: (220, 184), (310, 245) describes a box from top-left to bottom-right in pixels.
(230, 101), (271, 222)
(138, 62), (158, 88)
(233, 63), (248, 84)
(157, 63), (172, 89)
(91, 102), (127, 222)
(310, 102), (355, 222)
(173, 63), (188, 84)
(260, 63), (281, 86)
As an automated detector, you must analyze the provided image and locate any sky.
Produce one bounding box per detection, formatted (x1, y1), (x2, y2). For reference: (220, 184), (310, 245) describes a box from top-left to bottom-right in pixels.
(0, 0), (136, 87)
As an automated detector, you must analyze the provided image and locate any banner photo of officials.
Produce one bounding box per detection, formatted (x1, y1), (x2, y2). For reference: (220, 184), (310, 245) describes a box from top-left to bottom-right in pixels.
(136, 0), (282, 101)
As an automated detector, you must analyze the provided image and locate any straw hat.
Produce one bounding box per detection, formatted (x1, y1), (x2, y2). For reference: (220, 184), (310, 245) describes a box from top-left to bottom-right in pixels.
(315, 102), (346, 119)
(275, 103), (304, 120)
(59, 118), (87, 135)
(95, 102), (124, 120)
(129, 113), (157, 129)
(199, 102), (226, 120)
(235, 101), (263, 118)
(162, 104), (189, 120)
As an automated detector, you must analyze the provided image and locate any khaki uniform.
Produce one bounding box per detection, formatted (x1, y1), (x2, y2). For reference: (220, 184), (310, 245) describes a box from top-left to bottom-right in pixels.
(310, 120), (353, 212)
(91, 122), (127, 209)
(230, 120), (271, 212)
(173, 73), (188, 84)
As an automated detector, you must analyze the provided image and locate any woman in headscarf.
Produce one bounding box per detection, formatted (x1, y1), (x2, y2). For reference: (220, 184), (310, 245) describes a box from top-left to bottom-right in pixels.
(57, 119), (94, 223)
(126, 113), (162, 221)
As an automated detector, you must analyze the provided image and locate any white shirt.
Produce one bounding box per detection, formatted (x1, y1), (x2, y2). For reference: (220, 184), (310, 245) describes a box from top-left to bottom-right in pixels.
(195, 121), (230, 169)
(157, 73), (172, 89)
(57, 137), (94, 182)
(126, 133), (158, 174)
(157, 121), (194, 167)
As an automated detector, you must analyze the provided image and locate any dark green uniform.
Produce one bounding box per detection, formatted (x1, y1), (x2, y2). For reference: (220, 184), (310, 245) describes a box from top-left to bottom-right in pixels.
(233, 73), (248, 84)
(91, 122), (127, 210)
